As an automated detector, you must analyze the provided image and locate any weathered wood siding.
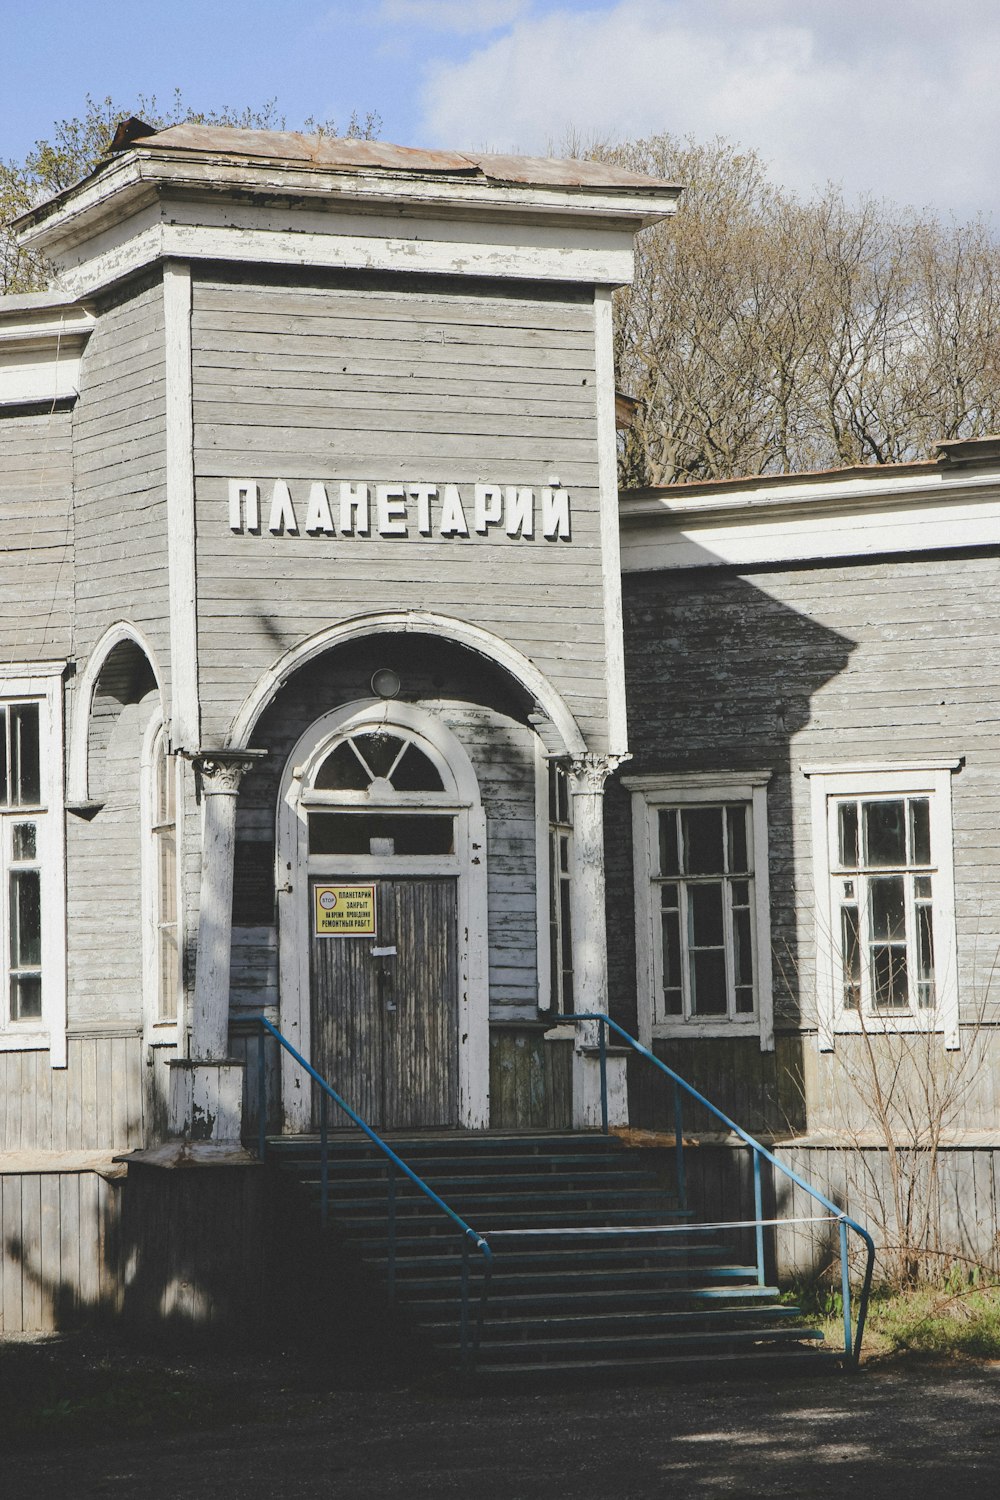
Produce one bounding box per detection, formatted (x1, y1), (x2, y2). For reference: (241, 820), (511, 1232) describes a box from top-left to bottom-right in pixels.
(609, 554), (1000, 1132)
(773, 1143), (1000, 1277)
(0, 1169), (123, 1333)
(71, 275), (170, 676)
(489, 1026), (573, 1129)
(66, 687), (159, 1027)
(190, 268), (608, 749)
(0, 1036), (146, 1151)
(0, 408), (74, 663)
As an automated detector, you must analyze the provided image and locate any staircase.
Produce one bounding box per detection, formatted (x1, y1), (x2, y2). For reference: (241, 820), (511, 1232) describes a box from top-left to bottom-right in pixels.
(267, 1130), (832, 1382)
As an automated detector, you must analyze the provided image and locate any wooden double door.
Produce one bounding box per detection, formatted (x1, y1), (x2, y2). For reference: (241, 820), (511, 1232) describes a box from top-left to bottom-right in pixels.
(310, 876), (459, 1130)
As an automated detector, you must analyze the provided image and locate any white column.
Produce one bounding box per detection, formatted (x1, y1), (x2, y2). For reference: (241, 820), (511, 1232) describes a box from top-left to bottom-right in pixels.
(567, 753), (629, 1128)
(169, 748), (265, 1142)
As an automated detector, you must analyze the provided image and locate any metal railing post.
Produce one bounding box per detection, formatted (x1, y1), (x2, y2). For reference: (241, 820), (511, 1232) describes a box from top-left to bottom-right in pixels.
(753, 1148), (765, 1286)
(319, 1091), (329, 1232)
(673, 1082), (687, 1213)
(840, 1218), (853, 1362)
(598, 1018), (609, 1135)
(387, 1163), (397, 1303)
(460, 1236), (471, 1370)
(256, 1025), (267, 1162)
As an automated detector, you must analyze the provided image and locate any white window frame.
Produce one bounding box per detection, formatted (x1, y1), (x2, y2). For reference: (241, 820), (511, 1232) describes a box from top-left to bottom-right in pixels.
(805, 761), (961, 1051)
(140, 715), (183, 1048)
(625, 771), (774, 1051)
(0, 665), (67, 1065)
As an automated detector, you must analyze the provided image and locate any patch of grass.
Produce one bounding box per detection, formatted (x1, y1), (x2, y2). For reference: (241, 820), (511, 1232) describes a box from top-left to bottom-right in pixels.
(788, 1273), (1000, 1362)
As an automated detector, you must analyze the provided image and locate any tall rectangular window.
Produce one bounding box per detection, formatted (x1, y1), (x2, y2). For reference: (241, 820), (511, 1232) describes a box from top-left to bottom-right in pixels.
(626, 772), (774, 1049)
(806, 763), (960, 1049)
(548, 761), (574, 1013)
(0, 677), (65, 1056)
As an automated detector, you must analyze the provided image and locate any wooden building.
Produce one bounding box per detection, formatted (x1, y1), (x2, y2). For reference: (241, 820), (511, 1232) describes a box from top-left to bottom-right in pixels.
(4, 123), (1000, 1338)
(0, 124), (679, 1330)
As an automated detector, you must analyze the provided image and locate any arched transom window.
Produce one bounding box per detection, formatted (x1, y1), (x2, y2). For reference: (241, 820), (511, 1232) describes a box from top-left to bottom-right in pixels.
(304, 728), (458, 858)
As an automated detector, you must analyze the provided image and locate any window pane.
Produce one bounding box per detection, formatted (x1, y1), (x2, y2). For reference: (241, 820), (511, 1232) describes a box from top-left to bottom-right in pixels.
(873, 945), (909, 1009)
(869, 875), (905, 941)
(733, 907), (754, 990)
(156, 749), (176, 824)
(726, 806), (749, 874)
(864, 800), (906, 867)
(689, 883), (724, 946)
(353, 732), (404, 780)
(838, 801), (859, 868)
(559, 877), (574, 1013)
(12, 974), (42, 1021)
(917, 904), (935, 1008)
(841, 905), (861, 1009)
(910, 798), (931, 865)
(10, 868), (41, 967)
(309, 812), (454, 856)
(682, 807), (724, 875)
(159, 927), (179, 1021)
(658, 809), (679, 877)
(390, 743), (444, 792)
(314, 740), (371, 791)
(691, 949), (727, 1015)
(914, 874), (932, 900)
(12, 823), (36, 861)
(0, 707), (7, 807)
(661, 905), (682, 998)
(10, 703), (40, 806)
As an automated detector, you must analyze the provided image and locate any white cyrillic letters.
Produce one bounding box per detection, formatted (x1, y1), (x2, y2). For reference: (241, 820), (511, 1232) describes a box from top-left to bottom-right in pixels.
(439, 484), (470, 537)
(229, 480), (259, 532)
(376, 484), (407, 536)
(339, 483), (370, 535)
(474, 484), (503, 534)
(409, 483), (437, 536)
(505, 486), (534, 539)
(304, 483), (336, 534)
(267, 480), (298, 535)
(542, 486), (571, 541)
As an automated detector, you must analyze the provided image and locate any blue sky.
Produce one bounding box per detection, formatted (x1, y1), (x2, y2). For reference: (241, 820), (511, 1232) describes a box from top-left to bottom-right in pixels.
(3, 1), (999, 220)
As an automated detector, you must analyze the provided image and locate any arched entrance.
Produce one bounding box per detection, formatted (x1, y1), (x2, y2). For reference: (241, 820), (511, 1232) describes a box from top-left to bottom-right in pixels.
(277, 700), (488, 1130)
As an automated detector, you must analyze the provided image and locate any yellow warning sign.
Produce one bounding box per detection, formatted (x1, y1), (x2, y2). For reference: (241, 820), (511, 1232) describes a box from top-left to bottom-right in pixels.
(314, 884), (377, 937)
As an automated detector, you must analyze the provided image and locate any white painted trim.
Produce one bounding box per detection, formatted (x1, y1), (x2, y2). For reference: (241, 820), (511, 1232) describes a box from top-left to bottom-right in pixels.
(276, 699), (490, 1131)
(534, 744), (552, 1013)
(44, 217), (637, 300)
(594, 288), (629, 758)
(68, 622), (165, 802)
(807, 764), (960, 1051)
(630, 772), (775, 1052)
(0, 669), (67, 1066)
(139, 714), (183, 1053)
(619, 472), (1000, 572)
(802, 760), (963, 778)
(163, 261), (200, 750)
(227, 611), (587, 758)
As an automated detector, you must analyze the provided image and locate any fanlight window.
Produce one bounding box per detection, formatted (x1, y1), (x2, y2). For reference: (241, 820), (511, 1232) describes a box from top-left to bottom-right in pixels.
(314, 732), (445, 795)
(308, 729), (454, 859)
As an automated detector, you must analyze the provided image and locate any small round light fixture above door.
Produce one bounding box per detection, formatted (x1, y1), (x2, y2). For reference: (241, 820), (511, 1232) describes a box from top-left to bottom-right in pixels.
(371, 668), (401, 700)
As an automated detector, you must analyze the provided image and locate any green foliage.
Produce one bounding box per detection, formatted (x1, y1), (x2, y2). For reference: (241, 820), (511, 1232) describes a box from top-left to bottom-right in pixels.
(791, 1274), (1000, 1362)
(1, 91), (382, 293)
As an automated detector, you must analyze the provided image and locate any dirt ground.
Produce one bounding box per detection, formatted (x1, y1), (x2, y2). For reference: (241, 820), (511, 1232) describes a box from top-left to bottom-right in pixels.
(4, 1338), (1000, 1499)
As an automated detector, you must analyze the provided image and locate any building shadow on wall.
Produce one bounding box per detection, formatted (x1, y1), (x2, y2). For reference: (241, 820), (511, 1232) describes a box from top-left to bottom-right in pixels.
(607, 563), (856, 1139)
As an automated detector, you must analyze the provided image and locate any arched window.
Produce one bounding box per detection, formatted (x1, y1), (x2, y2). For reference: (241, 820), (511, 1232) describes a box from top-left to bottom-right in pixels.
(304, 728), (456, 859)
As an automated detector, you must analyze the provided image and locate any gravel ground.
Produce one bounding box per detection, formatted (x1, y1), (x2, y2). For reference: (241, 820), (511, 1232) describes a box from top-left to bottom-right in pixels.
(4, 1348), (1000, 1499)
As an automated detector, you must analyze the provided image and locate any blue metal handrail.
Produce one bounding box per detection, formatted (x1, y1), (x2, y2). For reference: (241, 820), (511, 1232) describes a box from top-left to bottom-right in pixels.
(250, 1016), (493, 1365)
(573, 1013), (876, 1366)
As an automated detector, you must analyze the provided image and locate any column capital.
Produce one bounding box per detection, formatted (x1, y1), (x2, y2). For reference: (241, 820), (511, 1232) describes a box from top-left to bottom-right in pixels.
(189, 747), (266, 795)
(566, 752), (630, 794)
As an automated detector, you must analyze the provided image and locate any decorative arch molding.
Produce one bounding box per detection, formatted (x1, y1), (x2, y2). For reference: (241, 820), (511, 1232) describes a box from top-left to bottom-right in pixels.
(226, 610), (588, 758)
(276, 696), (490, 1131)
(68, 622), (165, 803)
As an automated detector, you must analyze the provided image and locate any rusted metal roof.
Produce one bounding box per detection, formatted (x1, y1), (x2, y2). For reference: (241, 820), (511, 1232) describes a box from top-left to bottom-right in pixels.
(109, 120), (681, 194)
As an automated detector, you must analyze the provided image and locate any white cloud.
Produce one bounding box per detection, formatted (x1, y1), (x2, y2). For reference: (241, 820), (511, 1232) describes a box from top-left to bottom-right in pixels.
(379, 0), (533, 34)
(415, 0), (1000, 220)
